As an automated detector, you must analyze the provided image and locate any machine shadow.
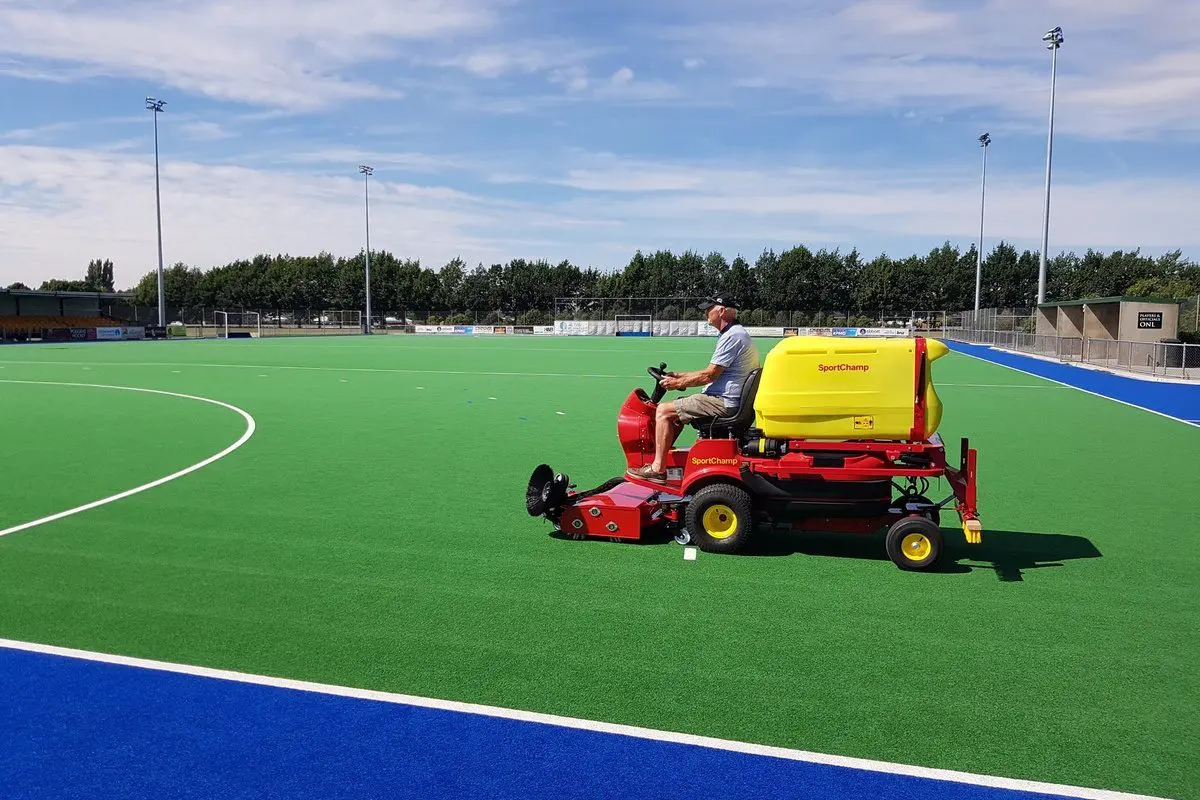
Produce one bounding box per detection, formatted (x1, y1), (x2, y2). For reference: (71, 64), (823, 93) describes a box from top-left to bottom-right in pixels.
(745, 527), (1103, 582)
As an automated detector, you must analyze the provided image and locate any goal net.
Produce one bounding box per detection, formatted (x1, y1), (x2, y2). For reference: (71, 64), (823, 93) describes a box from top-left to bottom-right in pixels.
(214, 310), (260, 339)
(317, 310), (362, 329)
(615, 313), (653, 336)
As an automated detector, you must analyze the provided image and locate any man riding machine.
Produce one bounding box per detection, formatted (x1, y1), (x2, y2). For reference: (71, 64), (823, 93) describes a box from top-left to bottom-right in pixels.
(526, 296), (981, 571)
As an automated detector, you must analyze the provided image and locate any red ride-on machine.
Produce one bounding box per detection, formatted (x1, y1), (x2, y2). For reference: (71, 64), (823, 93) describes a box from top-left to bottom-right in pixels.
(526, 335), (981, 570)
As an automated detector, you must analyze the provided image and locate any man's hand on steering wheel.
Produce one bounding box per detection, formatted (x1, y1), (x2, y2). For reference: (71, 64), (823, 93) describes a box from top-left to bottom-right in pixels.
(659, 374), (686, 391)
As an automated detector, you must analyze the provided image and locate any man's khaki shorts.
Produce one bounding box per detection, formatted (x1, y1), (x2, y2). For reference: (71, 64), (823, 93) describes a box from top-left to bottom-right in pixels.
(674, 392), (729, 423)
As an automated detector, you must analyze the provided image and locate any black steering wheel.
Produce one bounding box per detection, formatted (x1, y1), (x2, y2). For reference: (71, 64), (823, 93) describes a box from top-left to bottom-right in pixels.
(647, 362), (669, 404)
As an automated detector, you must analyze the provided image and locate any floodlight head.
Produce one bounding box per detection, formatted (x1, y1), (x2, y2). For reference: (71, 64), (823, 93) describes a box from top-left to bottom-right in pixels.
(359, 164), (373, 175)
(979, 133), (991, 147)
(145, 97), (166, 111)
(1043, 26), (1063, 48)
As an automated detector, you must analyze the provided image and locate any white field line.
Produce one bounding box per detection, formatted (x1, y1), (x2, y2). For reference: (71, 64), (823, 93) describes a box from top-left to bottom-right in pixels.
(0, 360), (1064, 389)
(0, 359), (631, 379)
(0, 637), (1166, 800)
(0, 380), (256, 538)
(947, 347), (1200, 429)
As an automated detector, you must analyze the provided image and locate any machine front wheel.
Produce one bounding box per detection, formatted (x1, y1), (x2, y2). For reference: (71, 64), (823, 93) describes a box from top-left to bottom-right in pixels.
(885, 516), (943, 570)
(685, 483), (753, 554)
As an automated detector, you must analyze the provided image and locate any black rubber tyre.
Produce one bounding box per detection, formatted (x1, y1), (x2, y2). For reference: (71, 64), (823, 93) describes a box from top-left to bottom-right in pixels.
(885, 515), (943, 571)
(685, 483), (754, 554)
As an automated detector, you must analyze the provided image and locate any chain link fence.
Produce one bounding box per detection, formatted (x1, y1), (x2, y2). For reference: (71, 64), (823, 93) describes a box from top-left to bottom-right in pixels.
(936, 306), (1198, 380)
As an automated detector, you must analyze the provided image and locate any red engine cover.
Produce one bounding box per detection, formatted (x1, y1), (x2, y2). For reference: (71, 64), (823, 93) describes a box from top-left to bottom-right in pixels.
(617, 389), (656, 470)
(559, 482), (663, 541)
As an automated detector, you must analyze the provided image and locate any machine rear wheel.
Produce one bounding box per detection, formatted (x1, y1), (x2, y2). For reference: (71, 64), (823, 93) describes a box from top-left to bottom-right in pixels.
(885, 516), (943, 570)
(685, 484), (753, 554)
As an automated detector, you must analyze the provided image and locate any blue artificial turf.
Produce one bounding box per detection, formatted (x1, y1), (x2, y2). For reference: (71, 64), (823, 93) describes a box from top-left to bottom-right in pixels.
(0, 645), (1095, 800)
(944, 341), (1200, 424)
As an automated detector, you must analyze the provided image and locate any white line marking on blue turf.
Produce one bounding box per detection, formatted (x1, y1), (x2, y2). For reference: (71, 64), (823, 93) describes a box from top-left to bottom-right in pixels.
(949, 347), (1199, 429)
(0, 637), (1165, 800)
(0, 380), (256, 538)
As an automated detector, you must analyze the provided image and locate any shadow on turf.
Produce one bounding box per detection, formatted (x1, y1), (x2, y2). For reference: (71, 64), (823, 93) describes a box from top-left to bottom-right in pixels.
(744, 528), (1103, 581)
(550, 527), (1102, 582)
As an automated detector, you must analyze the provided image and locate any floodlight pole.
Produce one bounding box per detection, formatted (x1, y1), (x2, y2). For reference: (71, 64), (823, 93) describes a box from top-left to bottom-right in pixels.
(146, 97), (167, 327)
(1038, 26), (1063, 305)
(975, 132), (990, 313)
(359, 164), (373, 334)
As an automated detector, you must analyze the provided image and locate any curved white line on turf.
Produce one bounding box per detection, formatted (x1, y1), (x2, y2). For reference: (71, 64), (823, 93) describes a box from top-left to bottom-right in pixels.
(0, 380), (256, 538)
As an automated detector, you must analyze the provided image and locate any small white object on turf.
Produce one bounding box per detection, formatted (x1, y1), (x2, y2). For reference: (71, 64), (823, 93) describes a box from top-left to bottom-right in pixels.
(684, 547), (697, 561)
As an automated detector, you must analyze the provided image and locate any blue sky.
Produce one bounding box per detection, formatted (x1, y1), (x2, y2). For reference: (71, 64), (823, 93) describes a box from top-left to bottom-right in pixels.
(2, 0), (1199, 290)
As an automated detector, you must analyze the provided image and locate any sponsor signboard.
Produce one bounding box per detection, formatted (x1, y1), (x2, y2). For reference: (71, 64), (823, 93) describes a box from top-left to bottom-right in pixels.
(554, 320), (592, 336)
(414, 324), (472, 334)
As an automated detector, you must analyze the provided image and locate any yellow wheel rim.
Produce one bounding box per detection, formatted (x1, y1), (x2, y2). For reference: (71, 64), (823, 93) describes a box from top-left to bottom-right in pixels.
(702, 504), (738, 539)
(900, 532), (932, 562)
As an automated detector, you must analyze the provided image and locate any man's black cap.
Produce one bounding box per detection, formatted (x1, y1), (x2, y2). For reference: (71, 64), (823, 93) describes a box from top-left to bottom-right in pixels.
(698, 295), (737, 310)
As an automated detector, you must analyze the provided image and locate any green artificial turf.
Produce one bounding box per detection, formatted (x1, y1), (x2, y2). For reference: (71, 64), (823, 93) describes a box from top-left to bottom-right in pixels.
(0, 336), (1196, 798)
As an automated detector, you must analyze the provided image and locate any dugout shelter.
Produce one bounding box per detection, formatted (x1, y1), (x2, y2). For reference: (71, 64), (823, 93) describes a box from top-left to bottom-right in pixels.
(1035, 296), (1179, 343)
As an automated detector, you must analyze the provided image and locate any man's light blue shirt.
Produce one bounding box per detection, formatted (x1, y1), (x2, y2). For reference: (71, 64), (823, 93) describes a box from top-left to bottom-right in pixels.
(704, 324), (759, 408)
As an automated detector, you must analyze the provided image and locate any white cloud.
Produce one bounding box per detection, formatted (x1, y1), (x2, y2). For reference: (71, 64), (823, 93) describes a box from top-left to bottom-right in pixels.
(4, 144), (1196, 291)
(660, 0), (1200, 140)
(438, 39), (604, 79)
(511, 151), (1200, 256)
(0, 0), (497, 109)
(0, 144), (525, 287)
(611, 67), (634, 85)
(548, 65), (589, 94)
(178, 121), (237, 141)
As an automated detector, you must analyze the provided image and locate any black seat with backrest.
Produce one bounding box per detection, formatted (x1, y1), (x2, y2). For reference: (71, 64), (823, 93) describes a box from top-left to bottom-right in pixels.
(690, 367), (762, 439)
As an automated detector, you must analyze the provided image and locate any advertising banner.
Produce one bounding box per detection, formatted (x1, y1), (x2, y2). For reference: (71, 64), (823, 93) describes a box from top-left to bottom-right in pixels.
(415, 325), (472, 334)
(553, 320), (592, 336)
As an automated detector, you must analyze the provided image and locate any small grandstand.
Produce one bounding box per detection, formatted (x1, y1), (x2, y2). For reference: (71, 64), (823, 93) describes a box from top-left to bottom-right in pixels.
(0, 288), (160, 343)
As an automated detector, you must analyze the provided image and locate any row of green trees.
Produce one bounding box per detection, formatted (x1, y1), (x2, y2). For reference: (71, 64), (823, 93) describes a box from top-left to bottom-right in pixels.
(17, 243), (1199, 326)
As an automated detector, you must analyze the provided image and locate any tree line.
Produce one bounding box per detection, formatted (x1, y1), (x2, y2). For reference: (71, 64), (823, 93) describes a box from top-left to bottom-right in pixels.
(14, 243), (1199, 328)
